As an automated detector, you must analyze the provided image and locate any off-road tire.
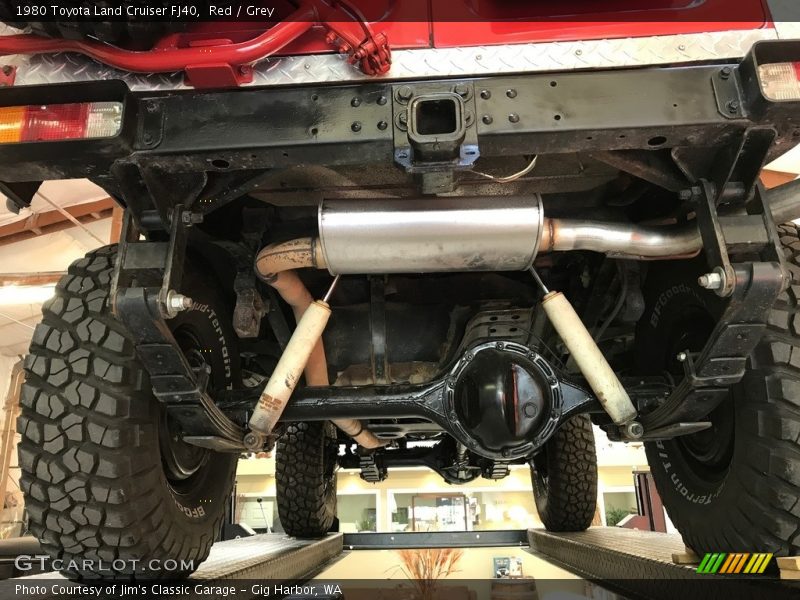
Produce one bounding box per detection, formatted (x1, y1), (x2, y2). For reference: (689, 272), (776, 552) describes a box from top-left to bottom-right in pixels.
(0, 2), (186, 49)
(18, 245), (238, 579)
(276, 421), (338, 537)
(639, 223), (800, 555)
(530, 414), (598, 531)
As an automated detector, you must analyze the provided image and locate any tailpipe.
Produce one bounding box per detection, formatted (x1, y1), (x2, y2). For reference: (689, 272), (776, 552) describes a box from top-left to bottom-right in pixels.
(767, 177), (800, 225)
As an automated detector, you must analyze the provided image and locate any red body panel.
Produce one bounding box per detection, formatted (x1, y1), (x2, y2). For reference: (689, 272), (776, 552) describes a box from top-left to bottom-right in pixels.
(193, 0), (772, 58)
(431, 0), (769, 47)
(277, 0), (770, 55)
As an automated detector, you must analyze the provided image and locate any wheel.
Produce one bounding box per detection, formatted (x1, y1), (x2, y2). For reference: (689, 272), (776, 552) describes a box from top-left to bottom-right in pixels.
(636, 223), (800, 555)
(18, 245), (239, 579)
(530, 414), (598, 531)
(276, 421), (338, 537)
(0, 1), (187, 49)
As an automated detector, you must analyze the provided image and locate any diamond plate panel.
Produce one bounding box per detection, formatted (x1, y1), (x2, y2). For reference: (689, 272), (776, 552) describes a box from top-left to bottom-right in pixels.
(0, 27), (776, 92)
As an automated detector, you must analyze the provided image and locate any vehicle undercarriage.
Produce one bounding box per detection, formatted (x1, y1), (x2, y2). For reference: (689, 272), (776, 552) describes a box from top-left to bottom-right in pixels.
(5, 29), (800, 577)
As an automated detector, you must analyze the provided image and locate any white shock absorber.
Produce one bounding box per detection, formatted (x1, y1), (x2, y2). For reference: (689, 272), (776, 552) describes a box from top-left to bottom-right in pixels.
(540, 289), (638, 427)
(249, 300), (331, 434)
(244, 278), (340, 450)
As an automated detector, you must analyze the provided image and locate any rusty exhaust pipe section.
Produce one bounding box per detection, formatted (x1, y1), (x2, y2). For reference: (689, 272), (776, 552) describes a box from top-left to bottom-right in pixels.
(539, 218), (702, 259)
(253, 241), (386, 450)
(541, 179), (800, 257)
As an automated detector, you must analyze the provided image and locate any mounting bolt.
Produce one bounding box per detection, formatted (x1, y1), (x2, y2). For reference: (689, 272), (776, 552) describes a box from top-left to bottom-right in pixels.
(377, 95), (388, 105)
(508, 113), (520, 123)
(166, 290), (193, 314)
(243, 431), (265, 451)
(482, 115), (493, 125)
(676, 351), (688, 363)
(506, 89), (517, 98)
(726, 100), (740, 115)
(351, 96), (362, 107)
(625, 421), (645, 440)
(720, 66), (732, 80)
(398, 112), (408, 126)
(351, 121), (362, 132)
(454, 83), (470, 98)
(397, 85), (414, 102)
(480, 89), (491, 99)
(698, 271), (723, 290)
(377, 120), (388, 131)
(181, 211), (204, 226)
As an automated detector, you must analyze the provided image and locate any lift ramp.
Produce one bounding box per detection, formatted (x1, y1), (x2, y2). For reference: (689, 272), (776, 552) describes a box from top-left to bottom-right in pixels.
(4, 528), (800, 600)
(186, 533), (342, 580)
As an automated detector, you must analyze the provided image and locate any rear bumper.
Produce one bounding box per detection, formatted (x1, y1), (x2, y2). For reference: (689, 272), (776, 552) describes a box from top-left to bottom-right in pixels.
(1, 39), (800, 186)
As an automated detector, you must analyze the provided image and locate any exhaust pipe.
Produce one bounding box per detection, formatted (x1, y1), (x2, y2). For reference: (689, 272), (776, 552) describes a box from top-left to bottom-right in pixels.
(257, 195), (703, 278)
(257, 183), (800, 276)
(540, 218), (701, 259)
(765, 177), (800, 225)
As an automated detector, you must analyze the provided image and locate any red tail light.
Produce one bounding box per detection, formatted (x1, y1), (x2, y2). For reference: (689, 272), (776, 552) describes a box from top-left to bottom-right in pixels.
(0, 101), (123, 144)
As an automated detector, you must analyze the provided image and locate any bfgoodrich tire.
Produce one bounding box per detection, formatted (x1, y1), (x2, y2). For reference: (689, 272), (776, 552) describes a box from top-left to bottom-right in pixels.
(276, 421), (338, 537)
(637, 223), (800, 555)
(18, 246), (238, 579)
(530, 414), (597, 531)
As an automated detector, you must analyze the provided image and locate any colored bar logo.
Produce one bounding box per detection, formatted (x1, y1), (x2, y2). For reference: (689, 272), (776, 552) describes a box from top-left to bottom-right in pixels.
(697, 552), (773, 574)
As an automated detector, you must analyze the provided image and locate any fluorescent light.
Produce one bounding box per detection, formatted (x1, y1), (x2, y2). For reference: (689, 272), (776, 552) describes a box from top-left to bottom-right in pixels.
(0, 284), (56, 305)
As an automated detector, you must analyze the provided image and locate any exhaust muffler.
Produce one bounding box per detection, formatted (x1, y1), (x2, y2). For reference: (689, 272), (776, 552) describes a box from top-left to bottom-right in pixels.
(317, 196), (544, 274)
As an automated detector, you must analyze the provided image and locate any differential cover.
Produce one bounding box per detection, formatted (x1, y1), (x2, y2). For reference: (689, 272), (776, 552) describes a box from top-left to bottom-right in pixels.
(453, 348), (552, 452)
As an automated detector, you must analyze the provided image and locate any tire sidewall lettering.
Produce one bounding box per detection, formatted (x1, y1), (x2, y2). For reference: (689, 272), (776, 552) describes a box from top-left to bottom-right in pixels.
(188, 302), (233, 387)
